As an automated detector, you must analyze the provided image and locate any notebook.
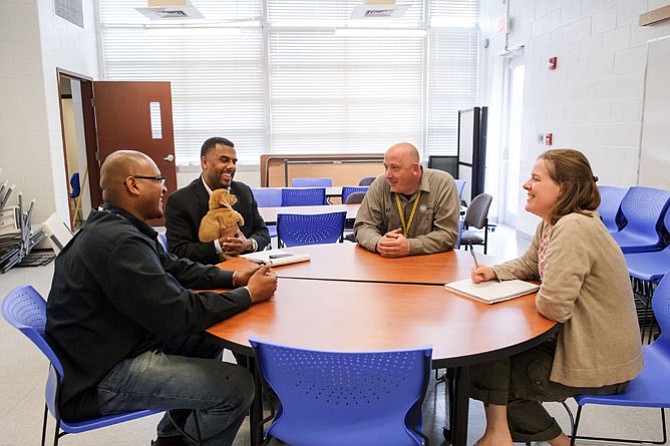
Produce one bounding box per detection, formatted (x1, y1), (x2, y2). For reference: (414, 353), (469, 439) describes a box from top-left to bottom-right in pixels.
(241, 250), (311, 266)
(444, 279), (540, 304)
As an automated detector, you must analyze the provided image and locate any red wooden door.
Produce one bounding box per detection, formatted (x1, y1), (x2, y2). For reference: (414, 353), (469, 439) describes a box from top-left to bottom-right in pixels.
(91, 81), (177, 225)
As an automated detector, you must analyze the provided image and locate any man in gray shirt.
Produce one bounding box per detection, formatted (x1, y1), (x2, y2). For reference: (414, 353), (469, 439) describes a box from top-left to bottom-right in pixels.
(354, 142), (460, 257)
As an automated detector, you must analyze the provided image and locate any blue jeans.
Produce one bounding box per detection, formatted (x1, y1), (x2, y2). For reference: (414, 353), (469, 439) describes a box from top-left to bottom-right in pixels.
(96, 335), (254, 445)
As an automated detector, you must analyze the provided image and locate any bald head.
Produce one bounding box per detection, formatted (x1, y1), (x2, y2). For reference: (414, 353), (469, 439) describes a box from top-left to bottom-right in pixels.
(386, 142), (420, 164)
(101, 150), (157, 201)
(383, 142), (422, 195)
(100, 150), (165, 221)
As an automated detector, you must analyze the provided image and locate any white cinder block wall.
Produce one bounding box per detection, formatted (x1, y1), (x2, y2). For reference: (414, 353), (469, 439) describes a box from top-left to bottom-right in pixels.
(480, 0), (670, 237)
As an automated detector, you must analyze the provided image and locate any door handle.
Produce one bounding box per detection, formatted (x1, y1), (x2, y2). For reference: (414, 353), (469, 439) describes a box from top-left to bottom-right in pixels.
(163, 154), (175, 162)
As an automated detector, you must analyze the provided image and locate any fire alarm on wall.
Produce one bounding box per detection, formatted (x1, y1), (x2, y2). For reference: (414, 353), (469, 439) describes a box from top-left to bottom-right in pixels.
(548, 57), (557, 70)
(545, 133), (553, 145)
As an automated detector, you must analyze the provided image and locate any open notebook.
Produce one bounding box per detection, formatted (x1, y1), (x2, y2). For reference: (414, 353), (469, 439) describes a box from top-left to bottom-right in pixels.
(241, 250), (311, 266)
(444, 279), (540, 304)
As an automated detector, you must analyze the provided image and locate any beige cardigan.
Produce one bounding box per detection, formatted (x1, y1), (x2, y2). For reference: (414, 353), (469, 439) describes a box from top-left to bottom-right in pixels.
(492, 211), (643, 388)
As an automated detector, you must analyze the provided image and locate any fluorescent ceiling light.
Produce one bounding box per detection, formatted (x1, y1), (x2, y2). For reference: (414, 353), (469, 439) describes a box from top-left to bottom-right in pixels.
(136, 0), (204, 20)
(351, 1), (411, 19)
(335, 28), (426, 37)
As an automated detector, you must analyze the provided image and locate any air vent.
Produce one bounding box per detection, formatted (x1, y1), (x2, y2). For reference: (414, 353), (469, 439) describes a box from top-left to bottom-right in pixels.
(135, 1), (204, 21)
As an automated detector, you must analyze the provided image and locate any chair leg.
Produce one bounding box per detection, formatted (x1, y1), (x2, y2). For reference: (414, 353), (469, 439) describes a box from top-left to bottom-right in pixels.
(41, 404), (48, 446)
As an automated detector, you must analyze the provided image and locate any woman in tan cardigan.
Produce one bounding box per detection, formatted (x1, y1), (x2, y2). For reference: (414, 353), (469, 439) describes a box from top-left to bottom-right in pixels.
(470, 149), (643, 446)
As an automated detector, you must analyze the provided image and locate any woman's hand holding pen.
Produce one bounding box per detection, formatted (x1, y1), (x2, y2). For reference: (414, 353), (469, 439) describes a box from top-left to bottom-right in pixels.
(471, 265), (497, 283)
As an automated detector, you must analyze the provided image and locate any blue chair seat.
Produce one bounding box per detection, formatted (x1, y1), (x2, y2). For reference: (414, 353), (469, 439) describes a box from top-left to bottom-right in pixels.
(625, 248), (670, 283)
(612, 230), (666, 254)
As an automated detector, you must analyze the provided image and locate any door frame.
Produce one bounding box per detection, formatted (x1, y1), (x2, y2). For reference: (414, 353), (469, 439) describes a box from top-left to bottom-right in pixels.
(56, 68), (99, 229)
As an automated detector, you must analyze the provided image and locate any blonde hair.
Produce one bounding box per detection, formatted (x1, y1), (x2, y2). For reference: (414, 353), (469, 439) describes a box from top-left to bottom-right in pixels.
(538, 149), (600, 225)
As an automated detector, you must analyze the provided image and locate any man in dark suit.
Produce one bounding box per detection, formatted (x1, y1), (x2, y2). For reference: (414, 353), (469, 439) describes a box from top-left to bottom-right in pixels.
(165, 137), (270, 264)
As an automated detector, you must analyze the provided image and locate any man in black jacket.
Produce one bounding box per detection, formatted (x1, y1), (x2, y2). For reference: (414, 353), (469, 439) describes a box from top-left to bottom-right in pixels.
(45, 150), (277, 446)
(165, 137), (270, 264)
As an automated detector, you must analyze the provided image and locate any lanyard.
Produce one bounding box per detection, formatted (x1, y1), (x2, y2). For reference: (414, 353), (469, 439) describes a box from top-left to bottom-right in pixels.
(395, 190), (422, 237)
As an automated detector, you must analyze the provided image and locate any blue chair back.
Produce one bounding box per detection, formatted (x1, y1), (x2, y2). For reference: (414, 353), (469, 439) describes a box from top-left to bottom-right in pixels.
(69, 173), (80, 199)
(598, 185), (627, 232)
(1, 285), (163, 442)
(611, 187), (670, 253)
(291, 177), (332, 188)
(341, 186), (369, 204)
(281, 188), (326, 207)
(277, 211), (346, 247)
(358, 176), (376, 186)
(253, 188), (283, 207)
(454, 179), (467, 198)
(249, 337), (431, 446)
(157, 230), (168, 250)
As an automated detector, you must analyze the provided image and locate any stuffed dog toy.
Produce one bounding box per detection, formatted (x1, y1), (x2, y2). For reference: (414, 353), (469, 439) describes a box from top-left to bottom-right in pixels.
(198, 189), (245, 258)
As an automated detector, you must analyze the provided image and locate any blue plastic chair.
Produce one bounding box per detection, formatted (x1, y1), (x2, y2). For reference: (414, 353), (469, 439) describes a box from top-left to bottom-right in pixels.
(249, 337), (432, 446)
(341, 186), (369, 204)
(69, 173), (80, 199)
(624, 208), (670, 342)
(276, 211), (346, 247)
(252, 188), (283, 207)
(454, 179), (467, 198)
(157, 230), (168, 250)
(625, 213), (670, 284)
(291, 177), (332, 188)
(0, 286), (170, 446)
(252, 188), (283, 239)
(598, 185), (628, 233)
(569, 270), (670, 445)
(281, 188), (327, 207)
(610, 186), (670, 254)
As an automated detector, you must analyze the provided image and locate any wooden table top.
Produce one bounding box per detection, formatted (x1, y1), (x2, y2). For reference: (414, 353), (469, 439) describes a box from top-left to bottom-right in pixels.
(219, 242), (504, 286)
(206, 278), (556, 369)
(257, 203), (360, 225)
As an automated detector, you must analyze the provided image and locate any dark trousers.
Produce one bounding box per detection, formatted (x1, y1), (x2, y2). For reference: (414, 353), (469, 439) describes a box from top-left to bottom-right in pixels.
(469, 341), (628, 443)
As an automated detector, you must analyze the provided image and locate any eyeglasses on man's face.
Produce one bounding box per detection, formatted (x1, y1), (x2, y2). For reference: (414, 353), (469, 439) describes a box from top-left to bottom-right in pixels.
(127, 175), (166, 186)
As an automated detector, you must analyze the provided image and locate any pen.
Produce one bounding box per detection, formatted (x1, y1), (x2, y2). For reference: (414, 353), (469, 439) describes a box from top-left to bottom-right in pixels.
(468, 241), (480, 268)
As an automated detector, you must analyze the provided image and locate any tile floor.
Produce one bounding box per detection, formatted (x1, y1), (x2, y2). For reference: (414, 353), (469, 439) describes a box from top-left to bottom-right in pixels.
(0, 225), (665, 445)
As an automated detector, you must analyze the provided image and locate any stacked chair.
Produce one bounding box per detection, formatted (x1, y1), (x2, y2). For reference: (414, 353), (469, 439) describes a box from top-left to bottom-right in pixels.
(598, 185), (670, 342)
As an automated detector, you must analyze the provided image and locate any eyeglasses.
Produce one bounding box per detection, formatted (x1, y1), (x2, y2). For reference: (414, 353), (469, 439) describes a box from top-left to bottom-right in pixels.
(129, 175), (166, 186)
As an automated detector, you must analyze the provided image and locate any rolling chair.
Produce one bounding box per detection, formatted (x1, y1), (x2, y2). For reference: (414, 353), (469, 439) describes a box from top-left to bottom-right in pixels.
(276, 211), (346, 248)
(249, 337), (432, 446)
(458, 193), (493, 254)
(1, 286), (202, 446)
(358, 176), (376, 186)
(281, 187), (326, 207)
(568, 270), (670, 445)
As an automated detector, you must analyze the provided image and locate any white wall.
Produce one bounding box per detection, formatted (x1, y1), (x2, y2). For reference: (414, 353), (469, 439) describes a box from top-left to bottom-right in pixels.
(0, 0), (99, 227)
(479, 0), (670, 237)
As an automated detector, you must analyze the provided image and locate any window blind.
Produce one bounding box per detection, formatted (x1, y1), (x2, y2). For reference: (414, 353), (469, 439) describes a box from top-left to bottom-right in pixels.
(97, 0), (479, 164)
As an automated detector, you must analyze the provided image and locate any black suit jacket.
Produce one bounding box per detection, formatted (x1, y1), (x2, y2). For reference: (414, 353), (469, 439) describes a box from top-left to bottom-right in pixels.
(165, 178), (270, 264)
